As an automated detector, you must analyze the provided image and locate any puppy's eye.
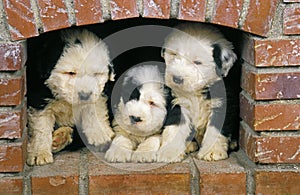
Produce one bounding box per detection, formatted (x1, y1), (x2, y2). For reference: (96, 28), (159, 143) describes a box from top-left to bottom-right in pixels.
(149, 101), (156, 106)
(193, 60), (202, 65)
(64, 71), (76, 76)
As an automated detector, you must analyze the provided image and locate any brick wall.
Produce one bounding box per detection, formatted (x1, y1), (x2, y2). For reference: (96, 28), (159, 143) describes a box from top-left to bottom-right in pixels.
(0, 0), (299, 194)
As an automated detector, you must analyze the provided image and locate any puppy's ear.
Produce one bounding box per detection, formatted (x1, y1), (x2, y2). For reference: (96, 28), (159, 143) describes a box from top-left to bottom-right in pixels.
(212, 43), (237, 77)
(108, 63), (115, 81)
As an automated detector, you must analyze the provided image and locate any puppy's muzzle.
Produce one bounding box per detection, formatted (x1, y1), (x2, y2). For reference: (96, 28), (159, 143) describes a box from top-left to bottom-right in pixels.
(173, 75), (184, 85)
(129, 115), (142, 124)
(78, 91), (92, 101)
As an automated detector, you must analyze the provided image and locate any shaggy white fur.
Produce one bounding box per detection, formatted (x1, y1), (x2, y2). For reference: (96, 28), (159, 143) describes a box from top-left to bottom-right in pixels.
(162, 23), (237, 161)
(27, 29), (115, 165)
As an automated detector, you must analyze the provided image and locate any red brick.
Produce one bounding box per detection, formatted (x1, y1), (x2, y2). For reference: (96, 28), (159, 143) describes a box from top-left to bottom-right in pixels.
(31, 151), (80, 194)
(88, 153), (190, 194)
(0, 138), (26, 172)
(240, 93), (300, 131)
(0, 43), (26, 71)
(0, 102), (26, 139)
(178, 0), (206, 22)
(74, 0), (103, 26)
(242, 0), (279, 36)
(242, 37), (300, 67)
(37, 0), (70, 32)
(194, 156), (246, 195)
(283, 7), (300, 35)
(255, 169), (300, 194)
(109, 0), (139, 20)
(240, 122), (300, 164)
(241, 65), (300, 100)
(0, 72), (26, 106)
(143, 0), (170, 19)
(0, 177), (23, 194)
(3, 0), (39, 40)
(211, 0), (243, 28)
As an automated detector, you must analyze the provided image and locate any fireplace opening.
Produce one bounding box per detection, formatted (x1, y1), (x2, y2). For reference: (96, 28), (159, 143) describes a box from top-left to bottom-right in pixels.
(26, 18), (243, 154)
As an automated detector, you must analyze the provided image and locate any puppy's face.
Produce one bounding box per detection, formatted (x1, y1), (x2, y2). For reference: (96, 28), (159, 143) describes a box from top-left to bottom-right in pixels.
(46, 30), (114, 104)
(162, 24), (237, 93)
(114, 65), (167, 137)
(116, 83), (167, 136)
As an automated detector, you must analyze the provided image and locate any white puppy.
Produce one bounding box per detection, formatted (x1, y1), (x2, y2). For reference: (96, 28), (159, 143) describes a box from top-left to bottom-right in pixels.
(162, 23), (237, 161)
(27, 29), (115, 165)
(105, 65), (194, 162)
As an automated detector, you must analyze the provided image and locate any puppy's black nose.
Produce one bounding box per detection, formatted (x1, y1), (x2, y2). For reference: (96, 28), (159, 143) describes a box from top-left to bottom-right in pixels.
(129, 115), (142, 124)
(78, 91), (92, 101)
(173, 75), (184, 84)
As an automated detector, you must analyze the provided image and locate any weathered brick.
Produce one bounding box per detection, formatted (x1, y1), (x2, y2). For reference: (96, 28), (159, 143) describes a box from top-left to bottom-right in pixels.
(240, 93), (300, 131)
(109, 0), (139, 20)
(0, 43), (26, 71)
(211, 0), (243, 28)
(89, 153), (190, 194)
(0, 102), (26, 139)
(31, 151), (80, 194)
(241, 64), (300, 100)
(0, 138), (26, 172)
(0, 177), (23, 194)
(37, 0), (70, 32)
(194, 156), (246, 195)
(178, 0), (206, 22)
(242, 0), (279, 36)
(283, 7), (300, 35)
(240, 122), (300, 164)
(74, 0), (103, 26)
(255, 168), (300, 194)
(3, 0), (39, 40)
(242, 37), (300, 67)
(143, 0), (171, 19)
(0, 71), (26, 106)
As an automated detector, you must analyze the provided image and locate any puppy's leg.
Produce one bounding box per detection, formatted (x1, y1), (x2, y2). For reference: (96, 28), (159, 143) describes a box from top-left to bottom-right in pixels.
(157, 123), (191, 163)
(27, 109), (55, 165)
(197, 125), (228, 161)
(131, 136), (161, 162)
(79, 97), (114, 146)
(105, 135), (135, 162)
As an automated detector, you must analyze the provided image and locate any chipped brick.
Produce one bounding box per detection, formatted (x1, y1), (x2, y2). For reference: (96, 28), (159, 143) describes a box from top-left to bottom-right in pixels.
(143, 0), (171, 19)
(178, 0), (206, 22)
(109, 0), (139, 20)
(74, 0), (103, 26)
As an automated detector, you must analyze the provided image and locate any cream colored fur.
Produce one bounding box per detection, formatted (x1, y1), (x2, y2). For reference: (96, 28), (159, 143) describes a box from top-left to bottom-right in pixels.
(162, 23), (237, 161)
(27, 30), (114, 165)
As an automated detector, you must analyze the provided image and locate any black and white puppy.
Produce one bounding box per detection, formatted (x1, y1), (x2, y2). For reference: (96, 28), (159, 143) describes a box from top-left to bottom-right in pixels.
(105, 65), (194, 162)
(162, 23), (238, 161)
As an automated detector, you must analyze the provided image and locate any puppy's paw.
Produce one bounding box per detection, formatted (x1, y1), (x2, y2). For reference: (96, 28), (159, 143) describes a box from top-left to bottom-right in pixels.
(27, 151), (54, 166)
(157, 145), (185, 163)
(131, 151), (157, 163)
(197, 144), (228, 161)
(52, 127), (73, 153)
(105, 145), (132, 163)
(85, 129), (113, 146)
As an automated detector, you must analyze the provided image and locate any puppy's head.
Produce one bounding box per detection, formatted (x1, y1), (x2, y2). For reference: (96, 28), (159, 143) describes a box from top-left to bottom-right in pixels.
(45, 29), (115, 104)
(162, 23), (237, 93)
(114, 65), (167, 137)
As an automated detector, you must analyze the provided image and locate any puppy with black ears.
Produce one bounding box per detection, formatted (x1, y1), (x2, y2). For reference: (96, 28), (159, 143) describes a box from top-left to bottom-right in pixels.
(162, 23), (238, 161)
(105, 65), (194, 162)
(27, 29), (115, 165)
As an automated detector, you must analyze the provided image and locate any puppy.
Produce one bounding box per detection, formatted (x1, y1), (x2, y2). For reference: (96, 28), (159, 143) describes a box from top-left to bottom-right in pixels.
(162, 23), (237, 161)
(27, 29), (115, 165)
(105, 65), (193, 162)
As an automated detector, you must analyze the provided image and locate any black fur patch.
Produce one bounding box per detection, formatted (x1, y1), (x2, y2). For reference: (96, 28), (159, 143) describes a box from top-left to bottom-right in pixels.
(212, 43), (223, 77)
(121, 77), (141, 103)
(75, 38), (82, 45)
(164, 104), (184, 126)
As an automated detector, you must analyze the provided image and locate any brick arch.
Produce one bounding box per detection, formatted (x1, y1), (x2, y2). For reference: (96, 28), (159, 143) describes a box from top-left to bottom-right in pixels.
(3, 0), (281, 40)
(1, 1), (300, 194)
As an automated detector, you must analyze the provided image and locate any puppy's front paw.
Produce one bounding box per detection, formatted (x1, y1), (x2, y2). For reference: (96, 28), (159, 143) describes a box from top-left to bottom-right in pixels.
(105, 145), (132, 162)
(85, 129), (113, 146)
(131, 151), (157, 163)
(197, 143), (228, 161)
(52, 127), (73, 153)
(157, 145), (185, 163)
(27, 151), (54, 166)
